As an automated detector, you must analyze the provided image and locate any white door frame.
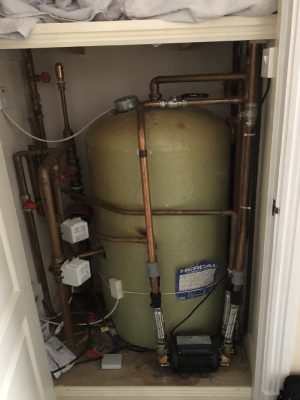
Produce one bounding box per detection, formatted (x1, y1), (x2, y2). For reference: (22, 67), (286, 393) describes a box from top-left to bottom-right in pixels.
(253, 1), (300, 399)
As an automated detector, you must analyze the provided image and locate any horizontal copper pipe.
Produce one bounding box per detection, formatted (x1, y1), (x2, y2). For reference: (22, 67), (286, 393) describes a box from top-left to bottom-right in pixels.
(144, 98), (243, 108)
(76, 248), (105, 258)
(95, 233), (147, 244)
(149, 73), (246, 99)
(62, 189), (235, 217)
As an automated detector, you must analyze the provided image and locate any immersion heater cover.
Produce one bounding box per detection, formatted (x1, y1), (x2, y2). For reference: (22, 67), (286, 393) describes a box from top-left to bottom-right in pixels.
(170, 335), (219, 374)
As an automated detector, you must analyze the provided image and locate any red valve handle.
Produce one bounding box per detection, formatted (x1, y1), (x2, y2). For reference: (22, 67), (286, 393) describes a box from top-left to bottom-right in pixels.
(59, 168), (75, 182)
(23, 199), (38, 210)
(36, 72), (51, 83)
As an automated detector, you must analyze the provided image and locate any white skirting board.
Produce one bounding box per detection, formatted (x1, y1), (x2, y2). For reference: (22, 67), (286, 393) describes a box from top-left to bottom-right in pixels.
(55, 386), (252, 400)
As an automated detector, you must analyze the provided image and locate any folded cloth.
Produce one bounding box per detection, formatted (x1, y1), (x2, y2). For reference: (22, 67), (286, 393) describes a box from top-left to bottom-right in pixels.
(125, 0), (278, 22)
(0, 0), (277, 39)
(0, 0), (124, 38)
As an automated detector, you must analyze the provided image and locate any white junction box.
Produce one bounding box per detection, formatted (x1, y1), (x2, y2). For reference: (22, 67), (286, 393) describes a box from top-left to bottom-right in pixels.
(109, 278), (124, 300)
(60, 217), (89, 244)
(261, 46), (277, 78)
(101, 354), (122, 370)
(61, 258), (91, 287)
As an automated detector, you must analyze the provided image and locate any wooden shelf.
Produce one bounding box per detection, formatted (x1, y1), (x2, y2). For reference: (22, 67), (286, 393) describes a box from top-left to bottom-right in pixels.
(0, 15), (277, 49)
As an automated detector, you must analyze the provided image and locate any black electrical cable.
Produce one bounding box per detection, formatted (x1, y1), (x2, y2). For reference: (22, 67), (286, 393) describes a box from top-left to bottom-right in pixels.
(51, 323), (92, 374)
(253, 78), (271, 134)
(170, 276), (225, 338)
(51, 292), (93, 375)
(75, 355), (103, 366)
(261, 78), (272, 106)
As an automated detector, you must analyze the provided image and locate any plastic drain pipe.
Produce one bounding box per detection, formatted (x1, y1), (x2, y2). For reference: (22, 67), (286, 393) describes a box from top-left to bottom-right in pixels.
(136, 104), (167, 365)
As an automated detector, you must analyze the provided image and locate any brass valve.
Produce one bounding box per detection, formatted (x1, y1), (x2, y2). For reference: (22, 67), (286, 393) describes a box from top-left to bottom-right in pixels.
(55, 63), (64, 81)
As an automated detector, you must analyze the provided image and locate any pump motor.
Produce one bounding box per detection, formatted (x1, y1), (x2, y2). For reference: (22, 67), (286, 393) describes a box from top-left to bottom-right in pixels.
(170, 335), (219, 374)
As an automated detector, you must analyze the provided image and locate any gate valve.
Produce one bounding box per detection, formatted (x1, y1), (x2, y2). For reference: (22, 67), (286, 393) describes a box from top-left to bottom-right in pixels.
(23, 199), (38, 211)
(59, 169), (75, 183)
(35, 72), (51, 83)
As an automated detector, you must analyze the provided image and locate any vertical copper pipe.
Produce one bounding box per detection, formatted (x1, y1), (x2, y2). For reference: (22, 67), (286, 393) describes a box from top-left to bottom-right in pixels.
(27, 151), (43, 213)
(136, 106), (159, 295)
(233, 103), (243, 212)
(55, 63), (82, 191)
(52, 165), (65, 222)
(235, 43), (260, 277)
(14, 151), (54, 314)
(24, 49), (47, 148)
(39, 147), (74, 346)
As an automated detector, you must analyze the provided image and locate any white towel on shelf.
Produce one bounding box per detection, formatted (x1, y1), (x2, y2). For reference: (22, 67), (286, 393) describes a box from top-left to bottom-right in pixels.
(124, 0), (277, 21)
(0, 0), (277, 39)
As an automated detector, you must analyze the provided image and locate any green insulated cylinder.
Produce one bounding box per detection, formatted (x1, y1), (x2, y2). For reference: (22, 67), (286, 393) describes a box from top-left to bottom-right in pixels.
(86, 107), (231, 349)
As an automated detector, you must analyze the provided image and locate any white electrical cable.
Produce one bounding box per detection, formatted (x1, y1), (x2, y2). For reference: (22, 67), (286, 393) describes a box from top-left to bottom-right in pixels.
(1, 108), (112, 143)
(39, 298), (119, 327)
(76, 298), (119, 326)
(40, 318), (61, 326)
(97, 270), (204, 296)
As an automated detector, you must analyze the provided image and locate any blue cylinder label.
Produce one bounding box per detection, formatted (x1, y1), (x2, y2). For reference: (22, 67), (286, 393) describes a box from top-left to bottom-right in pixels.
(175, 261), (218, 300)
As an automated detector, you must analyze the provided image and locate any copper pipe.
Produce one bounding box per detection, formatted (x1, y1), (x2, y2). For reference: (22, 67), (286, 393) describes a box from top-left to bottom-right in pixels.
(137, 106), (157, 264)
(64, 190), (237, 270)
(24, 50), (47, 148)
(149, 73), (246, 99)
(95, 233), (147, 244)
(144, 97), (243, 108)
(55, 63), (82, 191)
(76, 248), (105, 258)
(235, 43), (261, 279)
(13, 150), (54, 315)
(39, 144), (74, 346)
(63, 189), (235, 217)
(136, 105), (160, 299)
(228, 213), (238, 273)
(27, 151), (43, 213)
(233, 103), (243, 211)
(52, 165), (65, 222)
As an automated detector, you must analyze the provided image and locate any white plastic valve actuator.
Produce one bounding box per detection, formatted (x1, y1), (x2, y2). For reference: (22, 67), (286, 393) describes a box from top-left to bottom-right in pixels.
(61, 217), (89, 244)
(61, 258), (91, 287)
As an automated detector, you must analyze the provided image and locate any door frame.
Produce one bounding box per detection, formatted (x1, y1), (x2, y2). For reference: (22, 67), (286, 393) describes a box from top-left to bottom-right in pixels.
(0, 1), (298, 399)
(253, 1), (300, 399)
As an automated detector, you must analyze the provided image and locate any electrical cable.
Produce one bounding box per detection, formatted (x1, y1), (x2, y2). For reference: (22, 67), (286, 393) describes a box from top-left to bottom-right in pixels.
(51, 291), (94, 374)
(76, 298), (119, 326)
(98, 271), (217, 296)
(170, 276), (225, 338)
(51, 322), (92, 374)
(1, 108), (112, 143)
(75, 356), (103, 366)
(260, 78), (272, 106)
(40, 298), (119, 327)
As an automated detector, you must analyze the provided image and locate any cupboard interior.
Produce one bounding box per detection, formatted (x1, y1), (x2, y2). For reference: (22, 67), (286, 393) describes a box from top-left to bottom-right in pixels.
(0, 40), (272, 388)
